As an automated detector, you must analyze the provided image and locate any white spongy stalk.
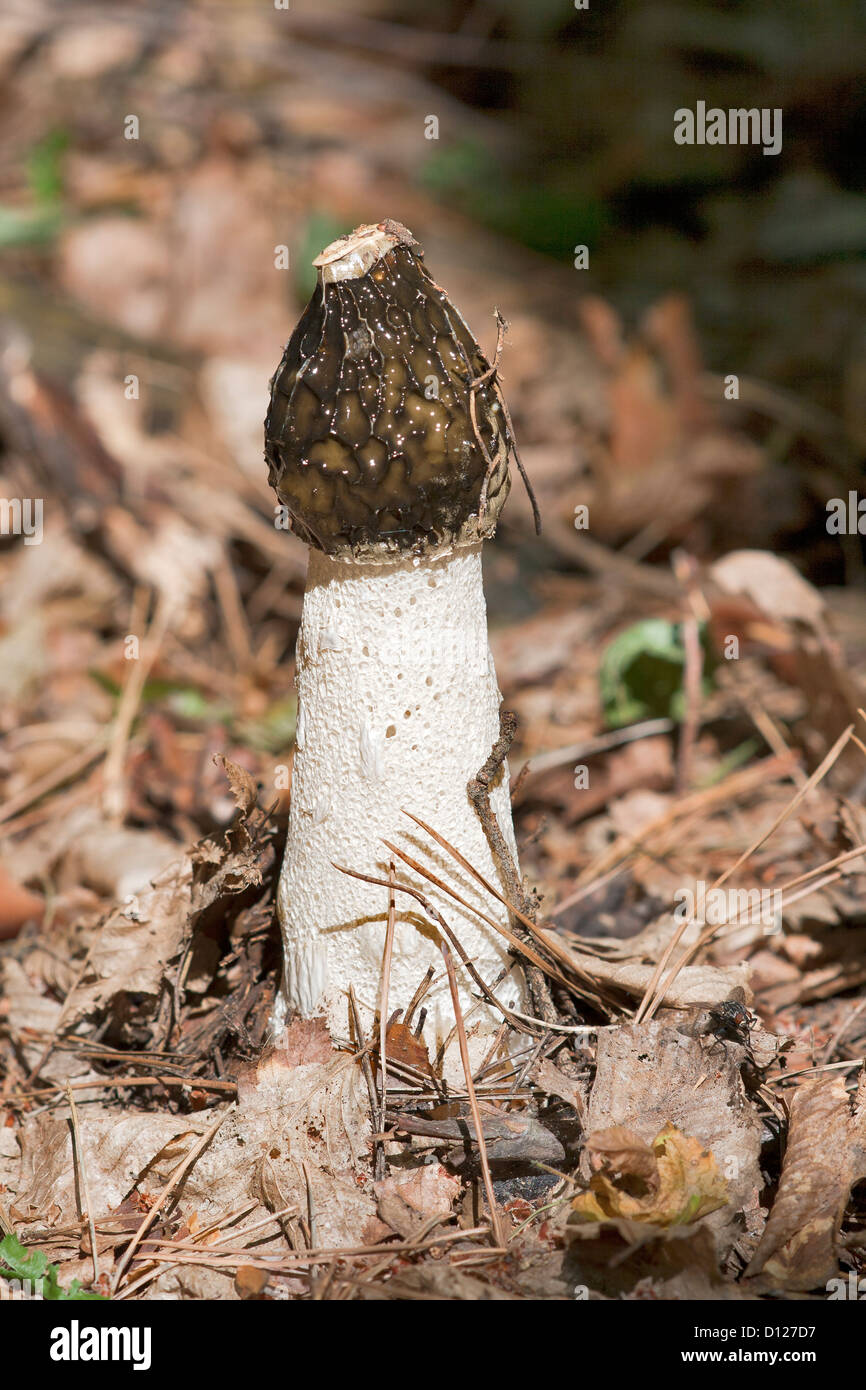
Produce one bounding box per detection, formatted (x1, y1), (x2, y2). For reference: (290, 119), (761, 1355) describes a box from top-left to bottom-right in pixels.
(277, 543), (527, 1067)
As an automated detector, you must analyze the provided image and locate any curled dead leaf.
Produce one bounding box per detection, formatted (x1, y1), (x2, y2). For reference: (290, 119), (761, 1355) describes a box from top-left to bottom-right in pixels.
(214, 754), (259, 815)
(532, 1058), (588, 1125)
(383, 1020), (434, 1076)
(744, 1073), (866, 1291)
(585, 1126), (660, 1190)
(571, 1123), (728, 1228)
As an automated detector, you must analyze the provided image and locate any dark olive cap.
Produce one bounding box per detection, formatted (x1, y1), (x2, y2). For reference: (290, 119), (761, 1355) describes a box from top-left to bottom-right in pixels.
(264, 221), (510, 558)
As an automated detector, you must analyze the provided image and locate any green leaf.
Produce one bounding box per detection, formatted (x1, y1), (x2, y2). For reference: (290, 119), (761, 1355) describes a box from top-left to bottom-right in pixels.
(419, 138), (606, 259)
(699, 738), (760, 787)
(89, 668), (122, 699)
(294, 212), (348, 301)
(0, 1233), (49, 1282)
(234, 694), (297, 753)
(0, 1233), (106, 1301)
(166, 686), (228, 722)
(0, 129), (69, 250)
(89, 669), (231, 725)
(599, 618), (715, 729)
(57, 1280), (106, 1302)
(0, 203), (62, 248)
(27, 129), (69, 204)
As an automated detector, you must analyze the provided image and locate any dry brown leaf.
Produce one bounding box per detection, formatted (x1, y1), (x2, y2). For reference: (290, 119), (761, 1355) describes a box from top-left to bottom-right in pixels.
(375, 1190), (426, 1239)
(14, 1109), (213, 1228)
(532, 1058), (588, 1124)
(583, 1020), (762, 1253)
(14, 1047), (375, 1259)
(58, 855), (194, 1029)
(60, 760), (272, 1034)
(61, 823), (181, 903)
(276, 1017), (334, 1069)
(710, 551), (827, 630)
(47, 23), (143, 80)
(566, 949), (750, 1010)
(213, 753), (258, 815)
(383, 1020), (434, 1076)
(572, 1123), (727, 1226)
(744, 1074), (866, 1291)
(235, 1265), (269, 1299)
(374, 1164), (459, 1225)
(585, 1126), (660, 1188)
(0, 959), (92, 1085)
(0, 865), (43, 939)
(0, 1122), (20, 1197)
(709, 550), (862, 784)
(224, 1048), (375, 1248)
(150, 1266), (240, 1301)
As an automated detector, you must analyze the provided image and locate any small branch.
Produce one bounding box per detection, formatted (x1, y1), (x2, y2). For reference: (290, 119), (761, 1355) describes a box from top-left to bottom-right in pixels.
(376, 864), (397, 1181)
(467, 709), (523, 906)
(66, 1083), (100, 1288)
(465, 308), (541, 533)
(467, 711), (558, 1023)
(403, 967), (435, 1032)
(302, 1162), (317, 1249)
(348, 985), (383, 1182)
(211, 545), (255, 672)
(494, 380), (542, 534)
(672, 550), (704, 795)
(439, 939), (505, 1250)
(15, 1076), (238, 1101)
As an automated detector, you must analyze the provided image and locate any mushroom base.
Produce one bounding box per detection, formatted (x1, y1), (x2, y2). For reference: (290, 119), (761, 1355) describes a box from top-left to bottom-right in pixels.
(277, 543), (528, 1071)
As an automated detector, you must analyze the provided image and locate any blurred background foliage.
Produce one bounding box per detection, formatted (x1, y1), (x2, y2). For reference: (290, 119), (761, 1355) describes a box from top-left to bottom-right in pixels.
(0, 0), (864, 855)
(3, 0), (864, 408)
(396, 0), (866, 412)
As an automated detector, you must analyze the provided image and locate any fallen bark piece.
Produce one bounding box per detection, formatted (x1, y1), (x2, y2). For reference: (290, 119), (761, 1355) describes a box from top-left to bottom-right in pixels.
(388, 1103), (565, 1168)
(744, 1074), (866, 1291)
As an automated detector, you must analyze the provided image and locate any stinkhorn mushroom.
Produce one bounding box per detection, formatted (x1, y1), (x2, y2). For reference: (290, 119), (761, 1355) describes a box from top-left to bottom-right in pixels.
(264, 219), (535, 1063)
